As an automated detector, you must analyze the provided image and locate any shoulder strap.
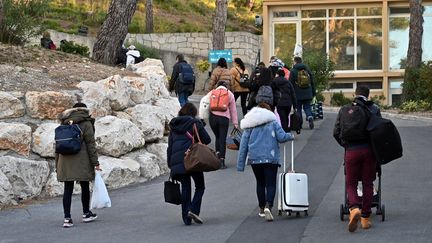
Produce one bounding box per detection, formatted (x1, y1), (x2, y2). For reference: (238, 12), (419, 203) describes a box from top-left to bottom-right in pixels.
(193, 123), (202, 144)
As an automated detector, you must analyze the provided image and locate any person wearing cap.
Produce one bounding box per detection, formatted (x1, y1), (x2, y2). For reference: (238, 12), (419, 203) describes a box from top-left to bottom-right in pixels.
(126, 45), (141, 68)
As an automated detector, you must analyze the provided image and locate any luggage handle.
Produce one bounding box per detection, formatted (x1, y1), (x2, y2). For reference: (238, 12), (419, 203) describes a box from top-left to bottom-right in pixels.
(283, 140), (295, 173)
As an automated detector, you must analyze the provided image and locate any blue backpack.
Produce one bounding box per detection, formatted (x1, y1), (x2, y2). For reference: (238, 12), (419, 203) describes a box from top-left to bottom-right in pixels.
(178, 63), (195, 85)
(55, 123), (83, 155)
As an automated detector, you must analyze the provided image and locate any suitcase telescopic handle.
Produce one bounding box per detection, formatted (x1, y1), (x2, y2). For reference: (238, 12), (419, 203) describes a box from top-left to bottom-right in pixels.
(283, 140), (295, 173)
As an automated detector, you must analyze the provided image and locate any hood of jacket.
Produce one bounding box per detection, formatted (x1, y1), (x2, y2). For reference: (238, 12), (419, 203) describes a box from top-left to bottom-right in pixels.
(240, 107), (276, 129)
(293, 63), (307, 70)
(169, 116), (196, 134)
(58, 107), (94, 124)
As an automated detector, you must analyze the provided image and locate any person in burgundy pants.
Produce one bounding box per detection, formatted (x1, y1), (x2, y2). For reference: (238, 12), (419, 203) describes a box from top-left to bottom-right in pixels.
(333, 86), (381, 232)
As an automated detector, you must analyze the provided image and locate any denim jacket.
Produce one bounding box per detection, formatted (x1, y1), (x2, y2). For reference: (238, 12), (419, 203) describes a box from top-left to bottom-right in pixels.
(237, 107), (294, 171)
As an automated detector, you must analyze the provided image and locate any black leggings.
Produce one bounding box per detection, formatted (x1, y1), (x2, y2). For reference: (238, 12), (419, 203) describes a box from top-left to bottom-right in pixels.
(234, 92), (248, 116)
(209, 113), (229, 159)
(63, 181), (90, 218)
(277, 106), (292, 132)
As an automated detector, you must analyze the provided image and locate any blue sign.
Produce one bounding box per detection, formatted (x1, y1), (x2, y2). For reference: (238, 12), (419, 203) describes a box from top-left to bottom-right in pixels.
(208, 49), (233, 63)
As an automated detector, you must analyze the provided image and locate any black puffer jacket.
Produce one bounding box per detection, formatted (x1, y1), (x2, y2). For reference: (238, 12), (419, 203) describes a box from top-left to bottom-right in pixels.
(167, 116), (211, 175)
(169, 60), (195, 94)
(272, 76), (297, 108)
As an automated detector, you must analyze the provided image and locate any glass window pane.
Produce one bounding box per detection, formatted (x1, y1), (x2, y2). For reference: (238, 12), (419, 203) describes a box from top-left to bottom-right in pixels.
(273, 11), (297, 18)
(302, 20), (326, 54)
(302, 10), (326, 18)
(423, 16), (432, 62)
(390, 7), (410, 15)
(357, 19), (382, 70)
(329, 9), (354, 17)
(357, 7), (382, 16)
(274, 23), (296, 65)
(357, 81), (382, 89)
(425, 6), (432, 16)
(389, 17), (409, 70)
(330, 82), (354, 89)
(329, 19), (354, 70)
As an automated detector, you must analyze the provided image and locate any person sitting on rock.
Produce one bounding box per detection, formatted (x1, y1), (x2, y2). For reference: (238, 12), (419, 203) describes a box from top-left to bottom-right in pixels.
(126, 45), (143, 68)
(40, 31), (56, 50)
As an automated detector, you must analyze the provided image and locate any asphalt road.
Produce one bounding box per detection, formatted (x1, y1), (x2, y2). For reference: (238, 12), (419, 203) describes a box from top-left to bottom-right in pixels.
(1, 103), (431, 243)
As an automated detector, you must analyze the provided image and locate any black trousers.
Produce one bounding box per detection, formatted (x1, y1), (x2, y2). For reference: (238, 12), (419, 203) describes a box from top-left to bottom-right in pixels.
(277, 106), (292, 132)
(174, 172), (205, 225)
(63, 181), (90, 218)
(234, 92), (248, 116)
(209, 113), (229, 159)
(251, 164), (279, 208)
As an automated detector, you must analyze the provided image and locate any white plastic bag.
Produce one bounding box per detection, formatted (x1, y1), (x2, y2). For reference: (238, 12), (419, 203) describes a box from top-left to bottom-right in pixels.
(90, 172), (111, 209)
(199, 93), (211, 120)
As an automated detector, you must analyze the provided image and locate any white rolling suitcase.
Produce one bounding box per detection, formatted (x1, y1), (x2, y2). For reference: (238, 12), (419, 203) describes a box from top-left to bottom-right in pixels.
(277, 140), (309, 216)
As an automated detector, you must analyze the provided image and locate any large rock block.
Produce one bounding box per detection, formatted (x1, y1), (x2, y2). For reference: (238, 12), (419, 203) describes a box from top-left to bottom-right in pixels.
(125, 104), (166, 142)
(96, 75), (133, 111)
(95, 116), (145, 157)
(146, 142), (169, 174)
(25, 91), (76, 120)
(42, 172), (80, 197)
(0, 156), (49, 200)
(0, 122), (32, 156)
(0, 170), (14, 206)
(77, 81), (112, 118)
(123, 76), (155, 105)
(131, 66), (170, 99)
(135, 152), (162, 180)
(133, 58), (164, 70)
(99, 156), (140, 189)
(154, 97), (181, 123)
(32, 123), (58, 158)
(0, 92), (25, 119)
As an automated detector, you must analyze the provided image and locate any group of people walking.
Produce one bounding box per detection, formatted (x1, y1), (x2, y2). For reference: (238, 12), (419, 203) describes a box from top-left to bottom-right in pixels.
(56, 54), (382, 235)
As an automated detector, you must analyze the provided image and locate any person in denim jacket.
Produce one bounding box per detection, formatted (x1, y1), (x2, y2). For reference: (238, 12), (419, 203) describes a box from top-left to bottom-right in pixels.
(237, 102), (294, 221)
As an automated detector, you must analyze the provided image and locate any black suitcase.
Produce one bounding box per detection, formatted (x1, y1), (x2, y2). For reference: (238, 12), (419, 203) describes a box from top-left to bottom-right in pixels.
(289, 111), (302, 133)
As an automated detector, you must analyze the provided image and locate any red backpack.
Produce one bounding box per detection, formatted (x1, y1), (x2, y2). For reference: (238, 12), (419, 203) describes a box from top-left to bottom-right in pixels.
(210, 89), (230, 112)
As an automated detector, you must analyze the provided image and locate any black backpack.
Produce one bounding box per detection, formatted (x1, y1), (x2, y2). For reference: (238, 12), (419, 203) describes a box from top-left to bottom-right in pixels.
(338, 102), (369, 143)
(55, 123), (83, 155)
(178, 63), (195, 85)
(236, 67), (250, 88)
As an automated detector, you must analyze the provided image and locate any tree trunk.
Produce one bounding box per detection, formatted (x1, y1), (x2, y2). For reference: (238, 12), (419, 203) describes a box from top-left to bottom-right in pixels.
(406, 0), (424, 68)
(0, 0), (4, 29)
(212, 0), (228, 51)
(145, 0), (153, 33)
(93, 0), (137, 65)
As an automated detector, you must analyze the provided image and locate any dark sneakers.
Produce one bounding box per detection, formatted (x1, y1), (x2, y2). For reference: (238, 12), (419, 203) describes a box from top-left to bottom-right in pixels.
(187, 211), (203, 224)
(82, 211), (98, 223)
(308, 117), (314, 130)
(63, 218), (73, 228)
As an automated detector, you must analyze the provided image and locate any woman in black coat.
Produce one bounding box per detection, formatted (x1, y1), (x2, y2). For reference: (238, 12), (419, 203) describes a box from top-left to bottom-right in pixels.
(167, 103), (211, 225)
(273, 69), (297, 132)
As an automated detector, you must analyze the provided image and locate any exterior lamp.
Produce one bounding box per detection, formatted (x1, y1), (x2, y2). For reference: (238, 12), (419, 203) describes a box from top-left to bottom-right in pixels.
(255, 15), (263, 26)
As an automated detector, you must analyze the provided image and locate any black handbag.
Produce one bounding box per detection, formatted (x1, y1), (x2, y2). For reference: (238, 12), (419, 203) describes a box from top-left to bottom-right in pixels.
(164, 177), (182, 205)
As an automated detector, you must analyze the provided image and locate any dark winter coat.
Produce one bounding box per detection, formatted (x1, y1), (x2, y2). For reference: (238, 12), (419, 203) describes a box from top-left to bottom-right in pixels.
(272, 76), (297, 108)
(167, 116), (211, 175)
(169, 60), (195, 95)
(333, 96), (381, 147)
(55, 108), (99, 182)
(289, 63), (316, 101)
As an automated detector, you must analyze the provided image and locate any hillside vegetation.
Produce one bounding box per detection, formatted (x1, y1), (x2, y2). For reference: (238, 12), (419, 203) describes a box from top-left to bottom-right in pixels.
(43, 0), (263, 36)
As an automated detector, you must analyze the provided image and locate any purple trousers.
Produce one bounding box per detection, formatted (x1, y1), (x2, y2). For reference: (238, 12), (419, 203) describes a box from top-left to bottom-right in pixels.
(345, 146), (376, 217)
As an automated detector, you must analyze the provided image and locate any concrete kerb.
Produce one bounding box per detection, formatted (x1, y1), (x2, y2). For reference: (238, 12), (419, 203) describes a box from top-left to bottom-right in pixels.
(189, 94), (432, 124)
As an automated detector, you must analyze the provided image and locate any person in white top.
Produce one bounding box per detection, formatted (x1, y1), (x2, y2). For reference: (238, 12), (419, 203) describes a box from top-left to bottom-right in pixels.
(126, 45), (141, 68)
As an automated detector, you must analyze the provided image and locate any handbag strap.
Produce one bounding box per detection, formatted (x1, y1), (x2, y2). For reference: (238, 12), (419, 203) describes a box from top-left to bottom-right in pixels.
(192, 123), (202, 144)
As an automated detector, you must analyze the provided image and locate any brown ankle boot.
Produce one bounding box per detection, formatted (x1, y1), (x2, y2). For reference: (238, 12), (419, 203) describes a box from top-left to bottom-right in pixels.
(348, 208), (361, 232)
(361, 217), (372, 229)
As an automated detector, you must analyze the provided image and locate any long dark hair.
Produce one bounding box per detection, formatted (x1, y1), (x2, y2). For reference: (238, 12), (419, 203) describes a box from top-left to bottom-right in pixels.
(217, 58), (228, 68)
(257, 67), (273, 86)
(178, 103), (197, 117)
(234, 57), (245, 71)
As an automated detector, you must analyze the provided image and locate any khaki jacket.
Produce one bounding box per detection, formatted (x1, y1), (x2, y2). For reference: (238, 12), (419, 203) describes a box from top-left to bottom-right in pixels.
(55, 108), (99, 182)
(230, 67), (250, 93)
(209, 66), (232, 90)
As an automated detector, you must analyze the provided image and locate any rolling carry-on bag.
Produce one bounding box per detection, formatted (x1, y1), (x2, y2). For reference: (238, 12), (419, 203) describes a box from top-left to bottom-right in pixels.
(277, 140), (309, 216)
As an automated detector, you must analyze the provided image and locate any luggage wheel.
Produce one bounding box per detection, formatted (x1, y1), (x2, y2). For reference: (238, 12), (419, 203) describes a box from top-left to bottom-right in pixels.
(296, 212), (300, 217)
(278, 210), (282, 216)
(287, 211), (292, 216)
(304, 210), (308, 217)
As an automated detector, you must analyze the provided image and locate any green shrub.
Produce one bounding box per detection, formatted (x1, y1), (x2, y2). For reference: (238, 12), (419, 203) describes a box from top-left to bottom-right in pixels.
(370, 95), (386, 107)
(59, 40), (90, 57)
(126, 42), (160, 60)
(400, 100), (432, 112)
(303, 50), (335, 102)
(403, 61), (432, 106)
(0, 0), (50, 44)
(330, 92), (352, 106)
(196, 60), (210, 73)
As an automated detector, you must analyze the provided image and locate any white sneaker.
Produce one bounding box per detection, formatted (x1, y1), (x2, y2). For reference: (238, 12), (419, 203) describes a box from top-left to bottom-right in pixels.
(82, 211), (97, 223)
(264, 208), (274, 222)
(63, 218), (73, 228)
(258, 208), (265, 218)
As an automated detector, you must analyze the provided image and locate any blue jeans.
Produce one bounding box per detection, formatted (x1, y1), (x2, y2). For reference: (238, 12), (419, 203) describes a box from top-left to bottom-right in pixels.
(296, 99), (313, 125)
(175, 172), (205, 225)
(251, 164), (278, 208)
(178, 91), (189, 107)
